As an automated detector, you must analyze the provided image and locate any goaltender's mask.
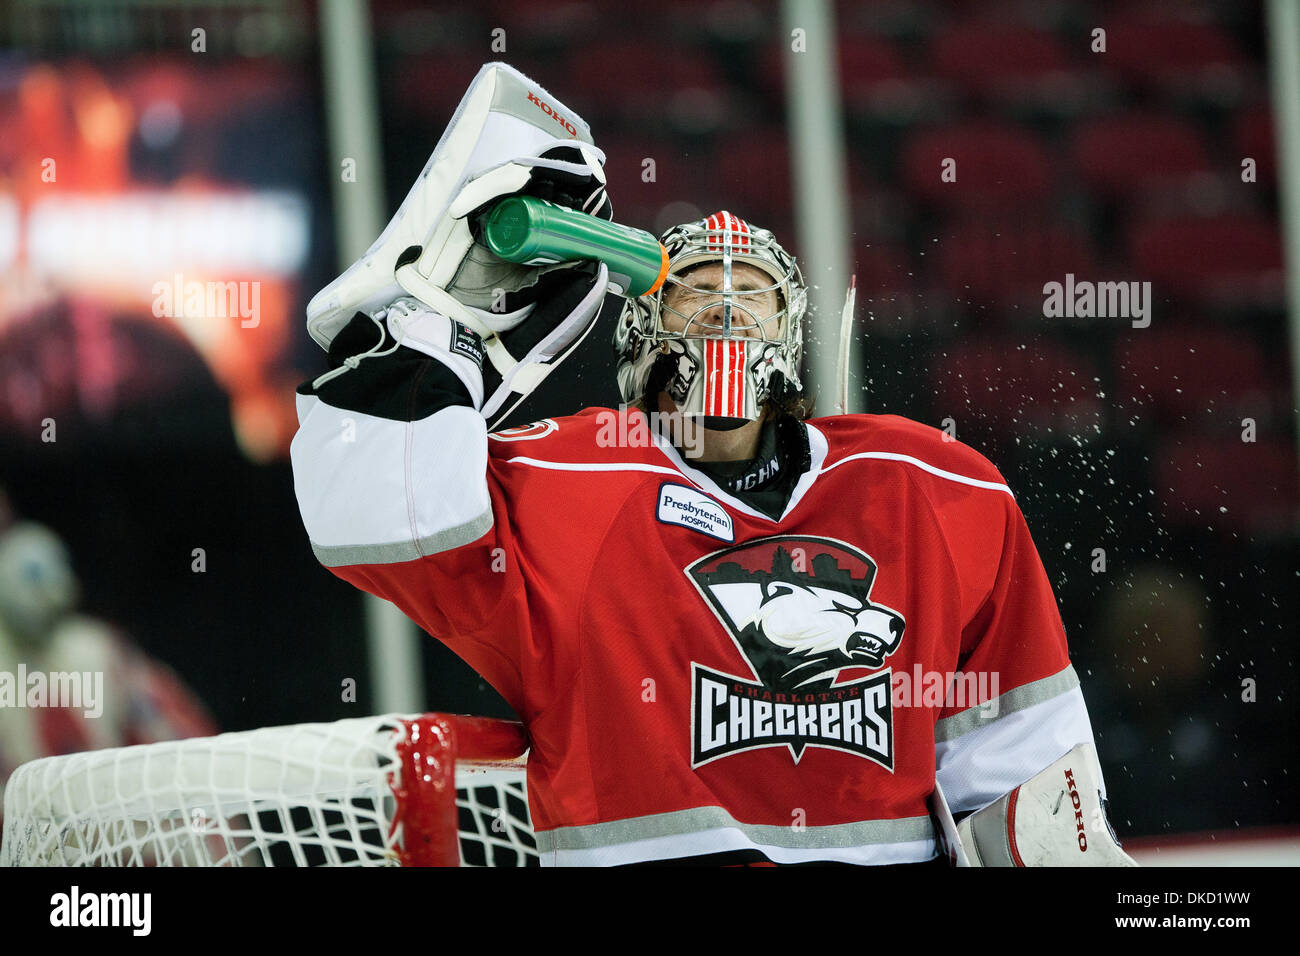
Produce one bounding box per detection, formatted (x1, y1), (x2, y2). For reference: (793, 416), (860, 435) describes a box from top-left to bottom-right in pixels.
(613, 211), (807, 428)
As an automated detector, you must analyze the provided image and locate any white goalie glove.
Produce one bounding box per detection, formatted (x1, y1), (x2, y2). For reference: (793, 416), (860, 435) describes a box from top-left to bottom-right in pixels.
(935, 742), (1137, 867)
(307, 61), (612, 426)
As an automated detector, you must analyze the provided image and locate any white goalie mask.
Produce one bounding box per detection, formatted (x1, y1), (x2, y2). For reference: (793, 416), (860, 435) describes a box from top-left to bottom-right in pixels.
(613, 211), (807, 426)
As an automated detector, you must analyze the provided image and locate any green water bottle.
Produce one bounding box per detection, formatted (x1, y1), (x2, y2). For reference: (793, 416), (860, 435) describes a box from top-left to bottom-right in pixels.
(481, 195), (669, 297)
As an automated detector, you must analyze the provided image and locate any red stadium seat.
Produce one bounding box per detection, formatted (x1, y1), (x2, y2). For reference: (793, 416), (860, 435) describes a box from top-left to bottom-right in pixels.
(1128, 215), (1284, 305)
(1102, 17), (1245, 98)
(483, 0), (600, 44)
(837, 35), (911, 115)
(853, 243), (915, 298)
(900, 121), (1053, 209)
(839, 35), (907, 88)
(764, 35), (943, 123)
(393, 54), (499, 120)
(928, 23), (1080, 108)
(568, 42), (725, 119)
(711, 131), (877, 221)
(1113, 325), (1280, 427)
(1154, 431), (1298, 535)
(1234, 105), (1276, 183)
(929, 335), (1103, 440)
(936, 219), (1096, 307)
(763, 34), (904, 87)
(713, 130), (794, 212)
(1070, 113), (1211, 198)
(596, 136), (723, 228)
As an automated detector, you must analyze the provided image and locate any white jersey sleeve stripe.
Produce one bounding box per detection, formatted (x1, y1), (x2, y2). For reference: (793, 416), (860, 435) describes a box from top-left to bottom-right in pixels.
(934, 664), (1080, 743)
(292, 396), (492, 567)
(823, 451), (1014, 496)
(503, 456), (684, 476)
(935, 670), (1099, 815)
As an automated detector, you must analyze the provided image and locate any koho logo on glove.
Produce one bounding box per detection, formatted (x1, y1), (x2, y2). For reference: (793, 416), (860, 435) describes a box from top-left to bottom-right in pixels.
(527, 91), (578, 137)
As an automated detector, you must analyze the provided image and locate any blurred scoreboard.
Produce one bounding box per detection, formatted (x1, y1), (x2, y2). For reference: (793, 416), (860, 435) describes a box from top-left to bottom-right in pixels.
(0, 57), (322, 461)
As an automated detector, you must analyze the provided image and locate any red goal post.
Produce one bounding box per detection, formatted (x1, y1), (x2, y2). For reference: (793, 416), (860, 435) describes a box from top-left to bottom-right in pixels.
(0, 713), (534, 867)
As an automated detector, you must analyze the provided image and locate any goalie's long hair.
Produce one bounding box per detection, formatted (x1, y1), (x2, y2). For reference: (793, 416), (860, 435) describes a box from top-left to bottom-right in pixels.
(764, 375), (815, 422)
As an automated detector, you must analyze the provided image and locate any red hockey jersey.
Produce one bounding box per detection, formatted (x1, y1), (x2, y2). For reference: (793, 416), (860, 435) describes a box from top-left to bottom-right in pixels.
(293, 370), (1099, 864)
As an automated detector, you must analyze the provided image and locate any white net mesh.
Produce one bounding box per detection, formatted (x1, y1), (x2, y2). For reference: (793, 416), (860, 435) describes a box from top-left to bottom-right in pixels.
(455, 768), (538, 867)
(0, 713), (535, 866)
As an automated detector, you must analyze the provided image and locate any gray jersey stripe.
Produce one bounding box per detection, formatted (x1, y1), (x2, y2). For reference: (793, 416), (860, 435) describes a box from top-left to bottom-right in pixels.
(933, 664), (1080, 744)
(968, 791), (1017, 867)
(534, 806), (934, 854)
(310, 509), (493, 567)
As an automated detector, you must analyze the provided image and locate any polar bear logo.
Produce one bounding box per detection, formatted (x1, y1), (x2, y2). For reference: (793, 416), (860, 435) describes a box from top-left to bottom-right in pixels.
(691, 541), (906, 692)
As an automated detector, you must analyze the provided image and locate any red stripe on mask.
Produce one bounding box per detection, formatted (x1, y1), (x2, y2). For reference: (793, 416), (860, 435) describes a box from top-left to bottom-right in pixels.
(729, 340), (745, 417)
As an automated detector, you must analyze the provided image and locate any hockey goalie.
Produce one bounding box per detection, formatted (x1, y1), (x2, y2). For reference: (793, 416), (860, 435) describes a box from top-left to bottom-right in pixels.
(290, 63), (1134, 867)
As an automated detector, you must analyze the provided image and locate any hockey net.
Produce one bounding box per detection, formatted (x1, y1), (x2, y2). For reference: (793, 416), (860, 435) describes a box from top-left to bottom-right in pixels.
(0, 713), (536, 866)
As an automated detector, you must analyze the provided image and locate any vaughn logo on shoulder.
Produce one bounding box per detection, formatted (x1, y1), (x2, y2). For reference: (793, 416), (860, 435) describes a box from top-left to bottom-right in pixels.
(687, 536), (904, 769)
(50, 886), (151, 936)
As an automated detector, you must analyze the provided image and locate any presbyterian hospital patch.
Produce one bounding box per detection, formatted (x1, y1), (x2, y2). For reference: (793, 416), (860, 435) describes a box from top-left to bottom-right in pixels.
(657, 483), (734, 541)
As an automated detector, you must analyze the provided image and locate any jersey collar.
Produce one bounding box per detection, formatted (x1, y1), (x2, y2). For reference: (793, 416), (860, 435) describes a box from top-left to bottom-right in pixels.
(647, 414), (828, 523)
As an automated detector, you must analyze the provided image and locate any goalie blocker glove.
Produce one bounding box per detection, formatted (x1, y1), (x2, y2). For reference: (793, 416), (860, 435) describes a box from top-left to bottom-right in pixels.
(954, 743), (1137, 866)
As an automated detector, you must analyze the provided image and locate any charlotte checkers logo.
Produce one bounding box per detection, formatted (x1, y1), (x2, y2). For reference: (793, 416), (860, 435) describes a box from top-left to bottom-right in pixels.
(686, 536), (905, 769)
